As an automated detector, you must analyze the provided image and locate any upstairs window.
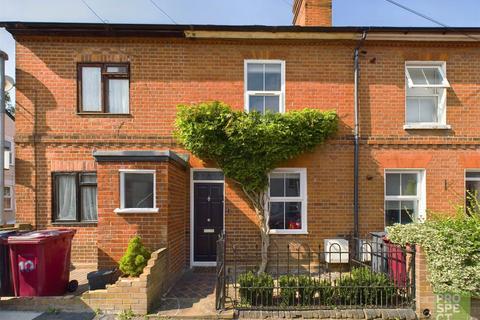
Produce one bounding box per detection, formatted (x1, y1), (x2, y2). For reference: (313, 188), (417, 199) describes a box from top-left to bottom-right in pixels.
(405, 62), (450, 128)
(384, 170), (425, 227)
(268, 168), (307, 234)
(4, 186), (12, 211)
(4, 140), (13, 167)
(245, 60), (285, 114)
(78, 63), (130, 114)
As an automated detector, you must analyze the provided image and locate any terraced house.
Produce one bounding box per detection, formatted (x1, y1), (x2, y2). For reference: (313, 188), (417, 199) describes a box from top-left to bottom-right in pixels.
(3, 0), (480, 280)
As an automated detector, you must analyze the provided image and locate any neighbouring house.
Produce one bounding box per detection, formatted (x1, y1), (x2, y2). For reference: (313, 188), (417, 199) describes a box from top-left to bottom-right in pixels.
(4, 109), (15, 225)
(2, 0), (480, 280)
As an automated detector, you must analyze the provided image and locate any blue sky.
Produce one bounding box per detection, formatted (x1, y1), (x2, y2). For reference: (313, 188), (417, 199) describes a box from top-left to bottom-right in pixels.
(1, 0), (480, 87)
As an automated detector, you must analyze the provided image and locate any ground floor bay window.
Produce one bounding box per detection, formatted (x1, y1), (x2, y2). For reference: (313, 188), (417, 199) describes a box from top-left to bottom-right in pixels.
(268, 168), (307, 234)
(384, 170), (425, 227)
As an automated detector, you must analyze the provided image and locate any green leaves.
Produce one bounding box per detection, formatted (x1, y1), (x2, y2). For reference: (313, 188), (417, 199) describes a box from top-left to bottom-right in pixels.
(387, 209), (480, 296)
(175, 101), (338, 194)
(119, 236), (151, 277)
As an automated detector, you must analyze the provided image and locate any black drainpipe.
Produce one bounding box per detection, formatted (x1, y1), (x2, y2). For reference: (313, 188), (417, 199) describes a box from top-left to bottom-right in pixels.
(353, 30), (368, 239)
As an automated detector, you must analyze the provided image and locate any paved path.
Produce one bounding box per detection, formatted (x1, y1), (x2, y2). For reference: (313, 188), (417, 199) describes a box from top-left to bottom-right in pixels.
(0, 311), (95, 320)
(0, 311), (42, 320)
(155, 268), (233, 318)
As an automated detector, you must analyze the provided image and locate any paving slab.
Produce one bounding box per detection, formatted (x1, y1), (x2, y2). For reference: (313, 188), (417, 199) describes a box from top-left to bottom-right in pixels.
(0, 311), (42, 320)
(154, 269), (234, 319)
(33, 312), (95, 320)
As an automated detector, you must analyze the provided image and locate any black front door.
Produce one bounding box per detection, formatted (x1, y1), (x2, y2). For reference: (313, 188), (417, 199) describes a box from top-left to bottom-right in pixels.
(194, 183), (224, 262)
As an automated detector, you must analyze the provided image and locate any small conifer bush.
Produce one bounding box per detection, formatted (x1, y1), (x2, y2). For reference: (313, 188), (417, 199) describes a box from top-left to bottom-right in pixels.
(119, 236), (151, 277)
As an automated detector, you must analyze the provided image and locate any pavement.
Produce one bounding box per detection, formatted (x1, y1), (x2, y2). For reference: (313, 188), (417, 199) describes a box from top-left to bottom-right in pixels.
(0, 311), (95, 320)
(0, 311), (42, 320)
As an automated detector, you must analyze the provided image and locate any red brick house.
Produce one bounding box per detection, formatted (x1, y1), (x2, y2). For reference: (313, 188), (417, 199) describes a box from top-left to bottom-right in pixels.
(3, 0), (480, 278)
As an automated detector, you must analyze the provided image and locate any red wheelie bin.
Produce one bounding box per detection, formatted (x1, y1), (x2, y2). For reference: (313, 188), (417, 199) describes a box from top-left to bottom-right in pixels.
(7, 229), (76, 296)
(0, 230), (21, 296)
(383, 237), (407, 287)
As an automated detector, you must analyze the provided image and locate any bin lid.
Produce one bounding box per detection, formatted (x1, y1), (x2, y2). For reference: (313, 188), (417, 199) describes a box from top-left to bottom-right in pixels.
(7, 229), (76, 244)
(87, 268), (117, 279)
(0, 230), (19, 237)
(0, 230), (20, 243)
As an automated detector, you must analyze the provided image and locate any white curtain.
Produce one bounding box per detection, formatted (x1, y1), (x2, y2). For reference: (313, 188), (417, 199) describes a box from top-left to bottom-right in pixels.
(81, 67), (102, 111)
(57, 175), (76, 220)
(108, 79), (129, 113)
(81, 186), (97, 221)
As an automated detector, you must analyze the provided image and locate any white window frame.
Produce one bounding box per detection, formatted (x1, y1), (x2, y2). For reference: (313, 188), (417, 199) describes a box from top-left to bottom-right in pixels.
(244, 59), (286, 114)
(115, 169), (158, 214)
(4, 185), (12, 211)
(268, 168), (307, 235)
(404, 61), (451, 130)
(5, 138), (14, 166)
(465, 170), (480, 211)
(384, 169), (426, 228)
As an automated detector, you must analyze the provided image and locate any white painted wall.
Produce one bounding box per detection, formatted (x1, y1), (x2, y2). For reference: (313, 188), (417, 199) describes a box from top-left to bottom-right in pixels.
(4, 113), (15, 224)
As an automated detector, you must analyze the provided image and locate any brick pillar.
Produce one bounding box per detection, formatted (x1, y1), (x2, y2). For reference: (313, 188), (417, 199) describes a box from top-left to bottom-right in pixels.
(472, 298), (480, 320)
(415, 247), (435, 318)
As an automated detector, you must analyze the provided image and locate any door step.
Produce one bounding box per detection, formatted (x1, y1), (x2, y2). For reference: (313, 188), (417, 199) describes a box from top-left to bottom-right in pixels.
(191, 266), (216, 273)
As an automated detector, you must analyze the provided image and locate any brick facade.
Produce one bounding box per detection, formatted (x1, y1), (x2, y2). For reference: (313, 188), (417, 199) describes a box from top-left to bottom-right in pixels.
(12, 33), (480, 274)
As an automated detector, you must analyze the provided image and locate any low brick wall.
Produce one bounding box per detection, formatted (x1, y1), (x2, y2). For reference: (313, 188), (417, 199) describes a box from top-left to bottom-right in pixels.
(237, 309), (417, 319)
(82, 247), (169, 314)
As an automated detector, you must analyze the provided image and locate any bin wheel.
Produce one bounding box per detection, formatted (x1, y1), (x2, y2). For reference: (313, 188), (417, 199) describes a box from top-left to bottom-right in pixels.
(67, 280), (79, 292)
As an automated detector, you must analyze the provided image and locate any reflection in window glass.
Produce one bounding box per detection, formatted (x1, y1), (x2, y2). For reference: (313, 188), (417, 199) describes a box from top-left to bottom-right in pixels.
(385, 172), (421, 226)
(122, 172), (154, 209)
(246, 61), (283, 114)
(268, 170), (306, 232)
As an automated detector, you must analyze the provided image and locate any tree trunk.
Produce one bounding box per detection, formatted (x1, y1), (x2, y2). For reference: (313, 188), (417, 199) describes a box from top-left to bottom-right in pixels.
(242, 188), (271, 274)
(256, 192), (270, 274)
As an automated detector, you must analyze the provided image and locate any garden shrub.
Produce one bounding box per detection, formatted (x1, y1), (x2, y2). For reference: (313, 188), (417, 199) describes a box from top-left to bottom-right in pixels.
(316, 279), (335, 306)
(298, 275), (317, 306)
(279, 275), (335, 306)
(387, 204), (480, 296)
(118, 236), (151, 277)
(336, 267), (396, 306)
(279, 275), (297, 306)
(238, 271), (274, 306)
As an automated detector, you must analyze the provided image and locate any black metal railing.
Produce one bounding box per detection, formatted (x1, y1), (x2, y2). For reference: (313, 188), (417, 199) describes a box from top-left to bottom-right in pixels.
(216, 234), (415, 311)
(215, 231), (227, 310)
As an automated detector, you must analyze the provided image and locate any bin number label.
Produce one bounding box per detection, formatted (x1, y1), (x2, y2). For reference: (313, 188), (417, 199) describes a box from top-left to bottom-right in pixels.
(19, 260), (35, 272)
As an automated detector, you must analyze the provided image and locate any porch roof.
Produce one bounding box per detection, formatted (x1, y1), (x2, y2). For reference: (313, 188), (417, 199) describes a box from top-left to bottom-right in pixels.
(93, 150), (188, 167)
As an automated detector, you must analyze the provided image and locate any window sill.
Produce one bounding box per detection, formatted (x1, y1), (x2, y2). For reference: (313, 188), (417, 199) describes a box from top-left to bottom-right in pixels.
(114, 208), (159, 214)
(403, 124), (452, 130)
(269, 230), (308, 235)
(77, 112), (131, 117)
(51, 221), (97, 226)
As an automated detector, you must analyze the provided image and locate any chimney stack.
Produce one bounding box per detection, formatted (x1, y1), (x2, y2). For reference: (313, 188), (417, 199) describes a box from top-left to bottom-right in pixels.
(292, 0), (332, 27)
